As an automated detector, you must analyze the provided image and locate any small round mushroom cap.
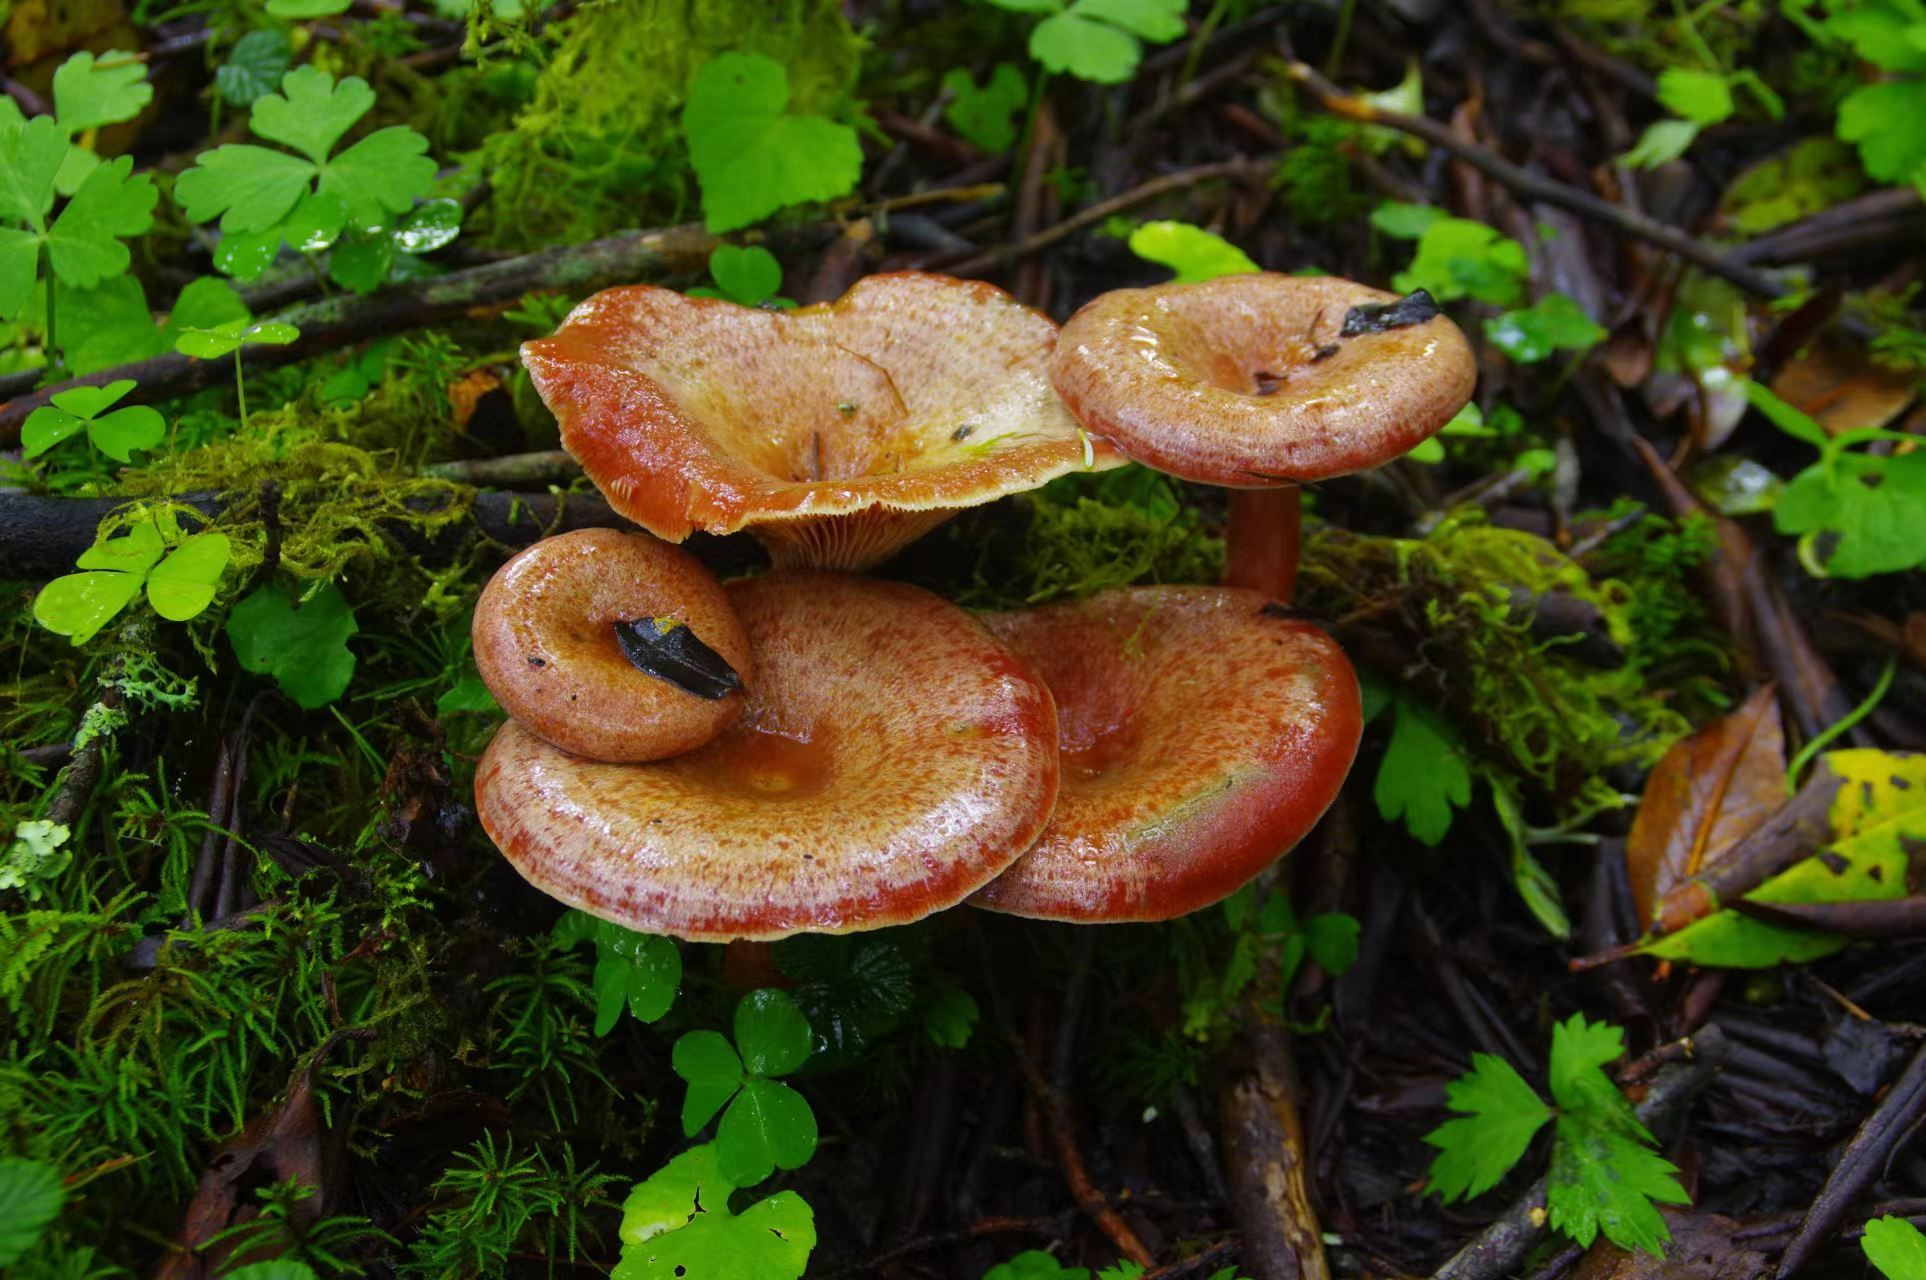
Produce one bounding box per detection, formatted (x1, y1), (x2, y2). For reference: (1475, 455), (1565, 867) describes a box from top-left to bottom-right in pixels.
(473, 529), (751, 763)
(475, 572), (1061, 941)
(521, 272), (1121, 570)
(1051, 274), (1476, 486)
(971, 586), (1360, 922)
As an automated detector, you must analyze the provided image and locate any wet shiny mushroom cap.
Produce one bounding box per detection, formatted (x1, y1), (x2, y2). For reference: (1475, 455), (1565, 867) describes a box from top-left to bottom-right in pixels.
(472, 529), (751, 763)
(474, 571), (1061, 941)
(971, 586), (1361, 922)
(521, 271), (1122, 570)
(1051, 273), (1476, 485)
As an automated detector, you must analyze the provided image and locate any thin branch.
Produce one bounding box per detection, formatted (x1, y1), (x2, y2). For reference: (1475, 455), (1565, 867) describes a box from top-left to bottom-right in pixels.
(1283, 63), (1788, 299)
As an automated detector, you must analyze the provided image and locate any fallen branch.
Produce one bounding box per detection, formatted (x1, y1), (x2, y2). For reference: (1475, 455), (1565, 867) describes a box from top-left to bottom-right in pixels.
(1284, 63), (1787, 299)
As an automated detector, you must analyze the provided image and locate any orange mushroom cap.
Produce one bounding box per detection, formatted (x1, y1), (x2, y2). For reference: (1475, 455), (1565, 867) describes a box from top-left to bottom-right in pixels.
(522, 272), (1122, 570)
(1051, 274), (1476, 486)
(472, 529), (751, 763)
(970, 586), (1361, 922)
(475, 572), (1061, 941)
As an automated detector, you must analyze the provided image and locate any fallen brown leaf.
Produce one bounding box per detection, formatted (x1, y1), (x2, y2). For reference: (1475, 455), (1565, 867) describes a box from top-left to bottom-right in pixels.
(1569, 1211), (1770, 1280)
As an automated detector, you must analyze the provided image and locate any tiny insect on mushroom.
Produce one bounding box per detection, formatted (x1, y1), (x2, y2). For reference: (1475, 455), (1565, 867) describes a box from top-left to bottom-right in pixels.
(472, 528), (752, 763)
(1050, 274), (1476, 602)
(520, 271), (1123, 571)
(970, 586), (1361, 922)
(474, 571), (1061, 942)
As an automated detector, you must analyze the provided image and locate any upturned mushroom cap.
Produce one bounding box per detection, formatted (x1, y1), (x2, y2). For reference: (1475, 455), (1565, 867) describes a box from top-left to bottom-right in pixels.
(1051, 274), (1476, 486)
(521, 272), (1121, 570)
(475, 572), (1061, 941)
(970, 586), (1361, 922)
(473, 529), (751, 763)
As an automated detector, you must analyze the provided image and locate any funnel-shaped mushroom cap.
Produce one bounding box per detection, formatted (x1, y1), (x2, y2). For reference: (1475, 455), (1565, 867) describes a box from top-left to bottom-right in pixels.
(1052, 274), (1476, 486)
(522, 272), (1121, 570)
(473, 529), (750, 763)
(475, 572), (1060, 941)
(971, 587), (1360, 922)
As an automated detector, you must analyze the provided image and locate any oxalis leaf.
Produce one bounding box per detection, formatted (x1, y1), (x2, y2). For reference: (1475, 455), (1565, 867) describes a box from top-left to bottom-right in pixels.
(1864, 1216), (1926, 1280)
(682, 52), (862, 234)
(554, 911), (682, 1034)
(671, 989), (819, 1187)
(226, 581), (359, 709)
(32, 512), (229, 644)
(22, 377), (165, 462)
(942, 63), (1027, 152)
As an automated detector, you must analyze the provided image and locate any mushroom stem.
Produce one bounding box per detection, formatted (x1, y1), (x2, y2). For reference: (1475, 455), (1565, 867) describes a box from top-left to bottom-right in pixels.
(722, 940), (784, 991)
(1225, 485), (1301, 604)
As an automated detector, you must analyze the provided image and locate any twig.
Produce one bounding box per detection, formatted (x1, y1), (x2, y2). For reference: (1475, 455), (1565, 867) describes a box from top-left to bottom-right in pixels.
(1283, 63), (1786, 298)
(1430, 1025), (1729, 1280)
(1775, 1041), (1926, 1278)
(421, 451), (582, 487)
(945, 158), (1274, 278)
(1217, 1015), (1329, 1280)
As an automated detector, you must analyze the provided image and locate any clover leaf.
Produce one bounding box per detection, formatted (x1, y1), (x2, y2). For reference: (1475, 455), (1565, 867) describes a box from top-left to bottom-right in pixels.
(176, 66), (437, 280)
(1390, 215), (1528, 305)
(613, 1145), (815, 1280)
(989, 0), (1187, 84)
(1483, 293), (1606, 364)
(226, 581), (359, 709)
(174, 318), (298, 360)
(553, 910), (682, 1034)
(943, 63), (1028, 151)
(671, 989), (818, 1186)
(22, 378), (164, 462)
(1865, 1217), (1926, 1280)
(33, 511), (231, 645)
(1128, 220), (1258, 283)
(682, 53), (862, 234)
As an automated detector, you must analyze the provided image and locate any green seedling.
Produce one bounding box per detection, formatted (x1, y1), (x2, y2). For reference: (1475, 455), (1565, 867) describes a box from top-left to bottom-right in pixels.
(553, 910), (682, 1034)
(682, 53), (861, 233)
(33, 508), (230, 645)
(671, 989), (817, 1186)
(174, 318), (300, 431)
(22, 377), (164, 462)
(983, 0), (1186, 84)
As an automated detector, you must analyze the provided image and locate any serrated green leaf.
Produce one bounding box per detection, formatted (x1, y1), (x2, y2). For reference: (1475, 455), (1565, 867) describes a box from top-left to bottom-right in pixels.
(251, 66), (374, 165)
(1374, 695), (1473, 844)
(683, 53), (863, 233)
(716, 1078), (818, 1186)
(0, 1158), (66, 1266)
(33, 571), (144, 645)
(1838, 77), (1926, 196)
(176, 146), (316, 235)
(45, 155), (156, 289)
(707, 244), (783, 306)
(217, 30), (294, 108)
(1656, 68), (1733, 126)
(1128, 220), (1258, 283)
(1303, 913), (1360, 975)
(0, 226), (37, 318)
(146, 532), (230, 621)
(735, 988), (812, 1077)
(1423, 1053), (1551, 1201)
(0, 115), (66, 230)
(225, 581), (359, 708)
(1547, 1014), (1646, 1139)
(1864, 1216), (1926, 1280)
(321, 128), (438, 230)
(53, 50), (152, 132)
(1546, 1117), (1687, 1254)
(673, 1031), (744, 1136)
(943, 63), (1027, 152)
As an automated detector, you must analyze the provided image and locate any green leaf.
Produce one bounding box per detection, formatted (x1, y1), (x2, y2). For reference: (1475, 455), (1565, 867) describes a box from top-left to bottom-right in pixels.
(590, 928), (681, 1035)
(1623, 119), (1701, 169)
(1302, 913), (1360, 976)
(53, 50), (152, 131)
(175, 145), (315, 234)
(222, 1263), (319, 1280)
(76, 513), (166, 574)
(673, 1030), (745, 1136)
(735, 988), (812, 1077)
(1370, 199), (1446, 239)
(1742, 378), (1829, 448)
(943, 63), (1027, 152)
(21, 406), (86, 456)
(1656, 68), (1734, 125)
(225, 581), (359, 708)
(716, 1077), (818, 1186)
(683, 52), (863, 233)
(281, 190), (350, 252)
(321, 127), (438, 230)
(1423, 1053), (1552, 1201)
(217, 30), (294, 108)
(1775, 451), (1926, 578)
(145, 531), (230, 621)
(1837, 79), (1926, 199)
(1547, 1015), (1645, 1137)
(251, 66), (374, 165)
(1490, 773), (1572, 939)
(1546, 1117), (1687, 1254)
(329, 233), (394, 293)
(985, 1251), (1092, 1280)
(1393, 217), (1528, 306)
(923, 985), (980, 1049)
(1030, 12), (1141, 82)
(45, 155), (157, 289)
(395, 197), (463, 254)
(0, 114), (65, 230)
(83, 404), (165, 463)
(0, 1158), (66, 1266)
(707, 244), (783, 306)
(1374, 695), (1473, 844)
(614, 1186), (814, 1280)
(1128, 220), (1258, 283)
(33, 571), (143, 645)
(620, 1145), (737, 1246)
(162, 276), (252, 341)
(265, 0), (352, 13)
(0, 226), (37, 319)
(1864, 1216), (1926, 1280)
(1483, 294), (1606, 364)
(1826, 3), (1926, 74)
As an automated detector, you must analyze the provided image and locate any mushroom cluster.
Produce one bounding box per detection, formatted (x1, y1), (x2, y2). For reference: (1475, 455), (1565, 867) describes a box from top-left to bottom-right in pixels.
(472, 270), (1475, 942)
